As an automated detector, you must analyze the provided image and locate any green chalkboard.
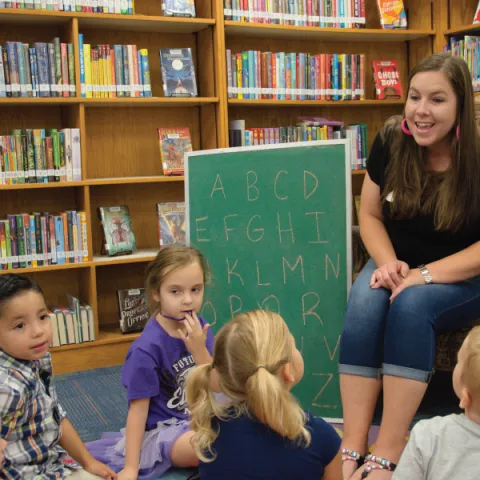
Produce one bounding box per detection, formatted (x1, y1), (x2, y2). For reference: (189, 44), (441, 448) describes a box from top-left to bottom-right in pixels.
(185, 141), (351, 419)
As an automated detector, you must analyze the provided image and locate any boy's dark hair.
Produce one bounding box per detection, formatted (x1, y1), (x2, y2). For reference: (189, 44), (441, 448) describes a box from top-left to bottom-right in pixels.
(0, 274), (43, 316)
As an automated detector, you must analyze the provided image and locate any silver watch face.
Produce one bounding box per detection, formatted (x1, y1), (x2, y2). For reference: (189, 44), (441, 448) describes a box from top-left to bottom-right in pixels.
(421, 268), (432, 283)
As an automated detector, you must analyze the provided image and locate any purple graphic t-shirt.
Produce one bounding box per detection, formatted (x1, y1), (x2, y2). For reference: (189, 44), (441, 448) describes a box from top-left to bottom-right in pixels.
(122, 316), (214, 430)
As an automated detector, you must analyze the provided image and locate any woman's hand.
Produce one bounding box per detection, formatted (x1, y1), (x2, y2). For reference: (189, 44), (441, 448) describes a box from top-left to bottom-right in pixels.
(370, 261), (410, 290)
(390, 269), (425, 302)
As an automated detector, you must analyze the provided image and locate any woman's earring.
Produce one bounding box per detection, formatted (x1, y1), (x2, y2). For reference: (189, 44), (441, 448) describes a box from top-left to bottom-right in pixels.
(401, 118), (413, 136)
(456, 125), (460, 141)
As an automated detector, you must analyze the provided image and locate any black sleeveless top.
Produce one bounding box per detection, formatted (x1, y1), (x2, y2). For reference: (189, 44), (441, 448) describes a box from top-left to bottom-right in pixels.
(366, 133), (480, 268)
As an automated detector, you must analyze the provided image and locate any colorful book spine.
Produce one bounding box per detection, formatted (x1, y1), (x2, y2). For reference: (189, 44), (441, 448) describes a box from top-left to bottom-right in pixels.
(81, 43), (152, 98)
(228, 118), (367, 169)
(0, 128), (81, 185)
(226, 49), (365, 102)
(0, 0), (134, 12)
(224, 0), (366, 27)
(0, 210), (88, 271)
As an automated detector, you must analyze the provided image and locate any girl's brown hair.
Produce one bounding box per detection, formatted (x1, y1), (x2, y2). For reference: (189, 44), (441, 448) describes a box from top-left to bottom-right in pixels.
(144, 246), (209, 315)
(186, 309), (310, 462)
(381, 53), (480, 232)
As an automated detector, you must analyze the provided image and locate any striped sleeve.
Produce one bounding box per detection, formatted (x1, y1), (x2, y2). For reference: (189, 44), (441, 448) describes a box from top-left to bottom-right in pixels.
(0, 379), (25, 439)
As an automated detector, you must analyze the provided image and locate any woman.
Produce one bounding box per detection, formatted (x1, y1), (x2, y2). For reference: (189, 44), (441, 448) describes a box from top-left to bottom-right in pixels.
(339, 52), (480, 479)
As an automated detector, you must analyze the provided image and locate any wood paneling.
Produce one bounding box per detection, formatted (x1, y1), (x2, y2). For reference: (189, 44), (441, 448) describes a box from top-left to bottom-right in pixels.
(0, 187), (80, 218)
(85, 107), (201, 178)
(448, 0), (477, 29)
(88, 183), (184, 254)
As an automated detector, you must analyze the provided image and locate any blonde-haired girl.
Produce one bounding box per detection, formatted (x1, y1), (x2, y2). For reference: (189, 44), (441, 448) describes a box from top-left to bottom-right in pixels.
(186, 309), (341, 479)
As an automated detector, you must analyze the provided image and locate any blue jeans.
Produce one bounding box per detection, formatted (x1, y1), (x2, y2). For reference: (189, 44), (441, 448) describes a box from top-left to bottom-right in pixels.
(339, 259), (480, 382)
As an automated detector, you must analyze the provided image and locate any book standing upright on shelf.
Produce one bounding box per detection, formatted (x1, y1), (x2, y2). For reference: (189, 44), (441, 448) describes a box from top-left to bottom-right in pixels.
(156, 202), (186, 247)
(474, 1), (480, 24)
(372, 60), (403, 99)
(162, 0), (196, 17)
(98, 205), (136, 257)
(158, 127), (192, 175)
(117, 288), (150, 333)
(159, 48), (198, 97)
(376, 0), (407, 29)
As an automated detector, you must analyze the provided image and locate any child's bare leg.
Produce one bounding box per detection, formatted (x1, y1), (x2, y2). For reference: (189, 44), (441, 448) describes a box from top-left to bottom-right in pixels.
(170, 431), (199, 468)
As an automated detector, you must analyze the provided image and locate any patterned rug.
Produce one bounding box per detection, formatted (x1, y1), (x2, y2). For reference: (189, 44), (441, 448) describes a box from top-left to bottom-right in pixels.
(55, 366), (459, 479)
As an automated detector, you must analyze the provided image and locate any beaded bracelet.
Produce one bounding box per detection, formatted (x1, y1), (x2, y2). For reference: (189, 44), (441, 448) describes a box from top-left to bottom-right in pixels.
(341, 448), (362, 461)
(365, 454), (397, 472)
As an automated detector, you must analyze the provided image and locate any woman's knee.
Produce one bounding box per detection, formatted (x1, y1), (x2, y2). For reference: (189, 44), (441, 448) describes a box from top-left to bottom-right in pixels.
(387, 287), (434, 328)
(343, 271), (390, 334)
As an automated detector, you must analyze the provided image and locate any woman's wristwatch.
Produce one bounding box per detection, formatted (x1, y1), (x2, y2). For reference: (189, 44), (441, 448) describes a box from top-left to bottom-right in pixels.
(418, 264), (433, 284)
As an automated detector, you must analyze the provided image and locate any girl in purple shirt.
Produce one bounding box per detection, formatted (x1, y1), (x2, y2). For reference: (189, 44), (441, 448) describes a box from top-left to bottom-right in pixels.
(88, 246), (214, 480)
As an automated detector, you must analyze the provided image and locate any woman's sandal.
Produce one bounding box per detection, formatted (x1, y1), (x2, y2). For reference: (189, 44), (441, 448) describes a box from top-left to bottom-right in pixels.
(360, 454), (397, 478)
(341, 448), (366, 468)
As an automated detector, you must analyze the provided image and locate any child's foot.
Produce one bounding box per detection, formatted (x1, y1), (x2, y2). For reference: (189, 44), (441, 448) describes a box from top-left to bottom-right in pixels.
(341, 449), (365, 480)
(342, 459), (358, 480)
(351, 466), (393, 480)
(351, 453), (397, 479)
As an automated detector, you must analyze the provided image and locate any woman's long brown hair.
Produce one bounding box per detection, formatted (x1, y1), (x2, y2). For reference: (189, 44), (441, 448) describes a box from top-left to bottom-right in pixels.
(381, 53), (480, 232)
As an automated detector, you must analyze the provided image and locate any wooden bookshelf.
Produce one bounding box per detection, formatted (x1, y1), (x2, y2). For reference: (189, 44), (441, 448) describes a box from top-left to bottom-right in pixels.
(0, 0), (446, 373)
(224, 21), (435, 42)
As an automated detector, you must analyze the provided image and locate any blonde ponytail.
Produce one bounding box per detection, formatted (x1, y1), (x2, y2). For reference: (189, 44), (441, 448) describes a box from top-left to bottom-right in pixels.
(186, 363), (223, 462)
(187, 310), (310, 462)
(246, 366), (310, 444)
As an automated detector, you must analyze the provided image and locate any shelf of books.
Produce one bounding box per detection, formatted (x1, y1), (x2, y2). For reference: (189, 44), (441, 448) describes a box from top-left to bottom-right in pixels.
(0, 0), (448, 373)
(0, 0), (220, 373)
(442, 1), (480, 99)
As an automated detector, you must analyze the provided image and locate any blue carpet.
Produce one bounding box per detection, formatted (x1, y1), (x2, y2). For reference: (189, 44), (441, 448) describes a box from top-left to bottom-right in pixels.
(56, 366), (127, 442)
(55, 366), (196, 480)
(55, 365), (458, 479)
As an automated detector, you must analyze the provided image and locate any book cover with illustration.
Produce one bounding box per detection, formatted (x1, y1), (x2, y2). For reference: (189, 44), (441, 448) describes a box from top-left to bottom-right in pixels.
(158, 127), (192, 175)
(117, 288), (150, 333)
(474, 0), (480, 23)
(159, 48), (198, 97)
(162, 0), (196, 17)
(98, 205), (136, 257)
(156, 202), (186, 247)
(372, 60), (403, 99)
(376, 0), (407, 29)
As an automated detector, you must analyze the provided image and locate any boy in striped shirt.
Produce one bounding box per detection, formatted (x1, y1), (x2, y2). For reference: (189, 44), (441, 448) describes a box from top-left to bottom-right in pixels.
(0, 274), (117, 480)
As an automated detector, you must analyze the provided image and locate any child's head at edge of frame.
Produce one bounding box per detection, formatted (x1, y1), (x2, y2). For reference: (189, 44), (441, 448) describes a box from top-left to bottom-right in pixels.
(145, 245), (209, 321)
(186, 309), (309, 462)
(453, 325), (480, 417)
(0, 274), (51, 362)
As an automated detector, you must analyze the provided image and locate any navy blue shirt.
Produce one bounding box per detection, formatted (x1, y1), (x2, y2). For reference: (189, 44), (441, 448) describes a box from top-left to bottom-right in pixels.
(199, 412), (341, 479)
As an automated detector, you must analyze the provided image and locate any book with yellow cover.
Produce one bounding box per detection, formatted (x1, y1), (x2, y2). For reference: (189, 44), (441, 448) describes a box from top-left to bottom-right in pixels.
(376, 0), (407, 29)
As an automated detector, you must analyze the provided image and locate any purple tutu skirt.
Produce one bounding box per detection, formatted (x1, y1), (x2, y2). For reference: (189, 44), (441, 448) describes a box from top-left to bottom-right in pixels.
(87, 418), (190, 480)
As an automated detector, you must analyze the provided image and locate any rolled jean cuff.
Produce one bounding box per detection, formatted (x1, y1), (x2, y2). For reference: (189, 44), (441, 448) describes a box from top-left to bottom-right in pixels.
(338, 363), (381, 379)
(382, 363), (434, 383)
